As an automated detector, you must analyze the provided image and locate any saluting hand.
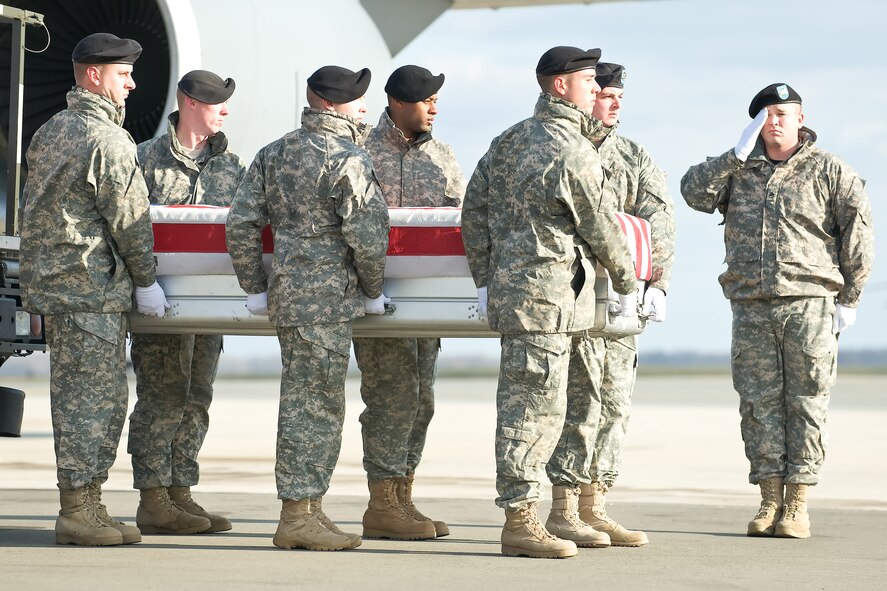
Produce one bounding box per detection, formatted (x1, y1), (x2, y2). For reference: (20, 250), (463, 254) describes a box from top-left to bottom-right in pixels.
(734, 108), (768, 162)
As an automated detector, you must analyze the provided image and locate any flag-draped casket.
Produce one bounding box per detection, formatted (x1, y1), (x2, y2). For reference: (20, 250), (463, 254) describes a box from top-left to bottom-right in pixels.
(128, 206), (651, 338)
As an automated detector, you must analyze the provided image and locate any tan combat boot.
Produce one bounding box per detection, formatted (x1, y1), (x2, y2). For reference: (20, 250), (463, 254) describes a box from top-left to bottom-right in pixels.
(362, 479), (436, 540)
(775, 483), (811, 539)
(396, 473), (449, 537)
(273, 498), (357, 551)
(56, 487), (123, 546)
(168, 486), (232, 533)
(502, 501), (577, 559)
(747, 477), (784, 536)
(136, 487), (212, 534)
(545, 484), (610, 548)
(578, 482), (649, 547)
(310, 497), (362, 548)
(86, 480), (141, 544)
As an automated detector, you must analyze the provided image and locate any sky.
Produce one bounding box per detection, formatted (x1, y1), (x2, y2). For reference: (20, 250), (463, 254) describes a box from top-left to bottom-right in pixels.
(222, 0), (886, 361)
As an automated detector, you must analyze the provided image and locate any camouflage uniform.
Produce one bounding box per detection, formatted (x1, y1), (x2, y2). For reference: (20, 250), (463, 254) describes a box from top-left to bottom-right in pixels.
(354, 109), (465, 480)
(461, 94), (637, 509)
(549, 123), (675, 487)
(226, 108), (388, 500)
(19, 87), (156, 490)
(681, 128), (874, 485)
(128, 112), (246, 489)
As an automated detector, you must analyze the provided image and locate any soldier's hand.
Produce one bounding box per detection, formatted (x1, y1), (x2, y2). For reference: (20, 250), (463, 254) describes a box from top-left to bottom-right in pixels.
(364, 293), (391, 315)
(609, 289), (639, 318)
(734, 108), (767, 162)
(642, 287), (666, 322)
(135, 281), (171, 317)
(246, 292), (269, 316)
(476, 286), (488, 320)
(833, 303), (856, 334)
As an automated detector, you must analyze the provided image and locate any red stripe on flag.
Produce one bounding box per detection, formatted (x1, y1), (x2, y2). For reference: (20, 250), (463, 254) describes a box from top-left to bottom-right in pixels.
(152, 223), (275, 253)
(387, 226), (465, 256)
(152, 223), (465, 256)
(627, 215), (645, 279)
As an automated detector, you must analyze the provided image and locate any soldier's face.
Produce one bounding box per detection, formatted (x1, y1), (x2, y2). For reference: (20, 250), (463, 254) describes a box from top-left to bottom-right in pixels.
(558, 69), (600, 114)
(195, 100), (229, 136)
(334, 95), (367, 122)
(393, 94), (438, 137)
(592, 87), (622, 127)
(761, 103), (804, 149)
(95, 64), (136, 107)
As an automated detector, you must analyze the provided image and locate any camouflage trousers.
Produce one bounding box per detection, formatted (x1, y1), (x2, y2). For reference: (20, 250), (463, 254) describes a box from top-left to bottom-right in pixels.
(128, 333), (223, 489)
(590, 334), (638, 487)
(546, 335), (605, 486)
(353, 337), (439, 480)
(731, 297), (837, 486)
(44, 313), (128, 490)
(496, 332), (571, 509)
(276, 323), (352, 500)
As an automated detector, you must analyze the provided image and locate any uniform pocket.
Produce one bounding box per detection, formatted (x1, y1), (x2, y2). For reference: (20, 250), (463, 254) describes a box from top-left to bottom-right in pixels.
(800, 339), (837, 397)
(296, 323), (352, 386)
(501, 334), (568, 390)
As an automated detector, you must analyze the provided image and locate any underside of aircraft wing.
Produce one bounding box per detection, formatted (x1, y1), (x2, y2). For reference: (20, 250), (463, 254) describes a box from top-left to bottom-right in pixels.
(361, 0), (651, 55)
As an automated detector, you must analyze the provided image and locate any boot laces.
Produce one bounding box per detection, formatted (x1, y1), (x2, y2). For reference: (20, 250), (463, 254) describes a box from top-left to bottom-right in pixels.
(399, 478), (430, 521)
(562, 488), (587, 529)
(156, 488), (182, 513)
(85, 483), (120, 526)
(384, 481), (413, 521)
(782, 486), (804, 521)
(520, 503), (556, 541)
(310, 498), (334, 530)
(591, 484), (616, 526)
(175, 488), (206, 513)
(753, 501), (778, 520)
(782, 502), (802, 521)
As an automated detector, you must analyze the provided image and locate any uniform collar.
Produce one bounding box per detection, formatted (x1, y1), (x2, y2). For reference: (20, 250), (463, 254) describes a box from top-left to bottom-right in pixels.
(376, 108), (433, 147)
(165, 111), (228, 163)
(67, 86), (126, 127)
(301, 108), (369, 144)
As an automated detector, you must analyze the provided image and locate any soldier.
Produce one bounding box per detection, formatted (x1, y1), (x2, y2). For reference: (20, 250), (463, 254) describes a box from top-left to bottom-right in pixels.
(226, 65), (389, 551)
(19, 33), (168, 546)
(545, 62), (674, 548)
(128, 70), (246, 535)
(681, 83), (874, 538)
(354, 65), (465, 541)
(461, 46), (638, 559)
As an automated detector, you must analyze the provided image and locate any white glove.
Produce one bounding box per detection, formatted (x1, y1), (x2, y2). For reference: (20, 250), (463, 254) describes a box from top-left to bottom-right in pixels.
(734, 108), (767, 161)
(246, 292), (269, 316)
(609, 289), (638, 318)
(642, 287), (667, 323)
(833, 303), (857, 334)
(134, 281), (170, 317)
(364, 293), (391, 315)
(477, 287), (488, 320)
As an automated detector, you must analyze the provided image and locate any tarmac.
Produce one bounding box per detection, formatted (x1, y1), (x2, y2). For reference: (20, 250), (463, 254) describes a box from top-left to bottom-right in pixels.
(2, 373), (886, 589)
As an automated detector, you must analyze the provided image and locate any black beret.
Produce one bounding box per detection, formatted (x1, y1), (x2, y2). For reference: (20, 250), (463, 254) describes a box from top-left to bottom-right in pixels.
(384, 65), (444, 102)
(748, 83), (802, 118)
(596, 62), (626, 89)
(536, 46), (602, 76)
(307, 66), (372, 104)
(72, 33), (142, 65)
(178, 70), (235, 104)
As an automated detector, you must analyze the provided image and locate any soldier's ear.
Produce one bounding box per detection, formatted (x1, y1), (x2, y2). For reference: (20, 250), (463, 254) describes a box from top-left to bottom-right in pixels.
(552, 74), (568, 96)
(86, 65), (103, 87)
